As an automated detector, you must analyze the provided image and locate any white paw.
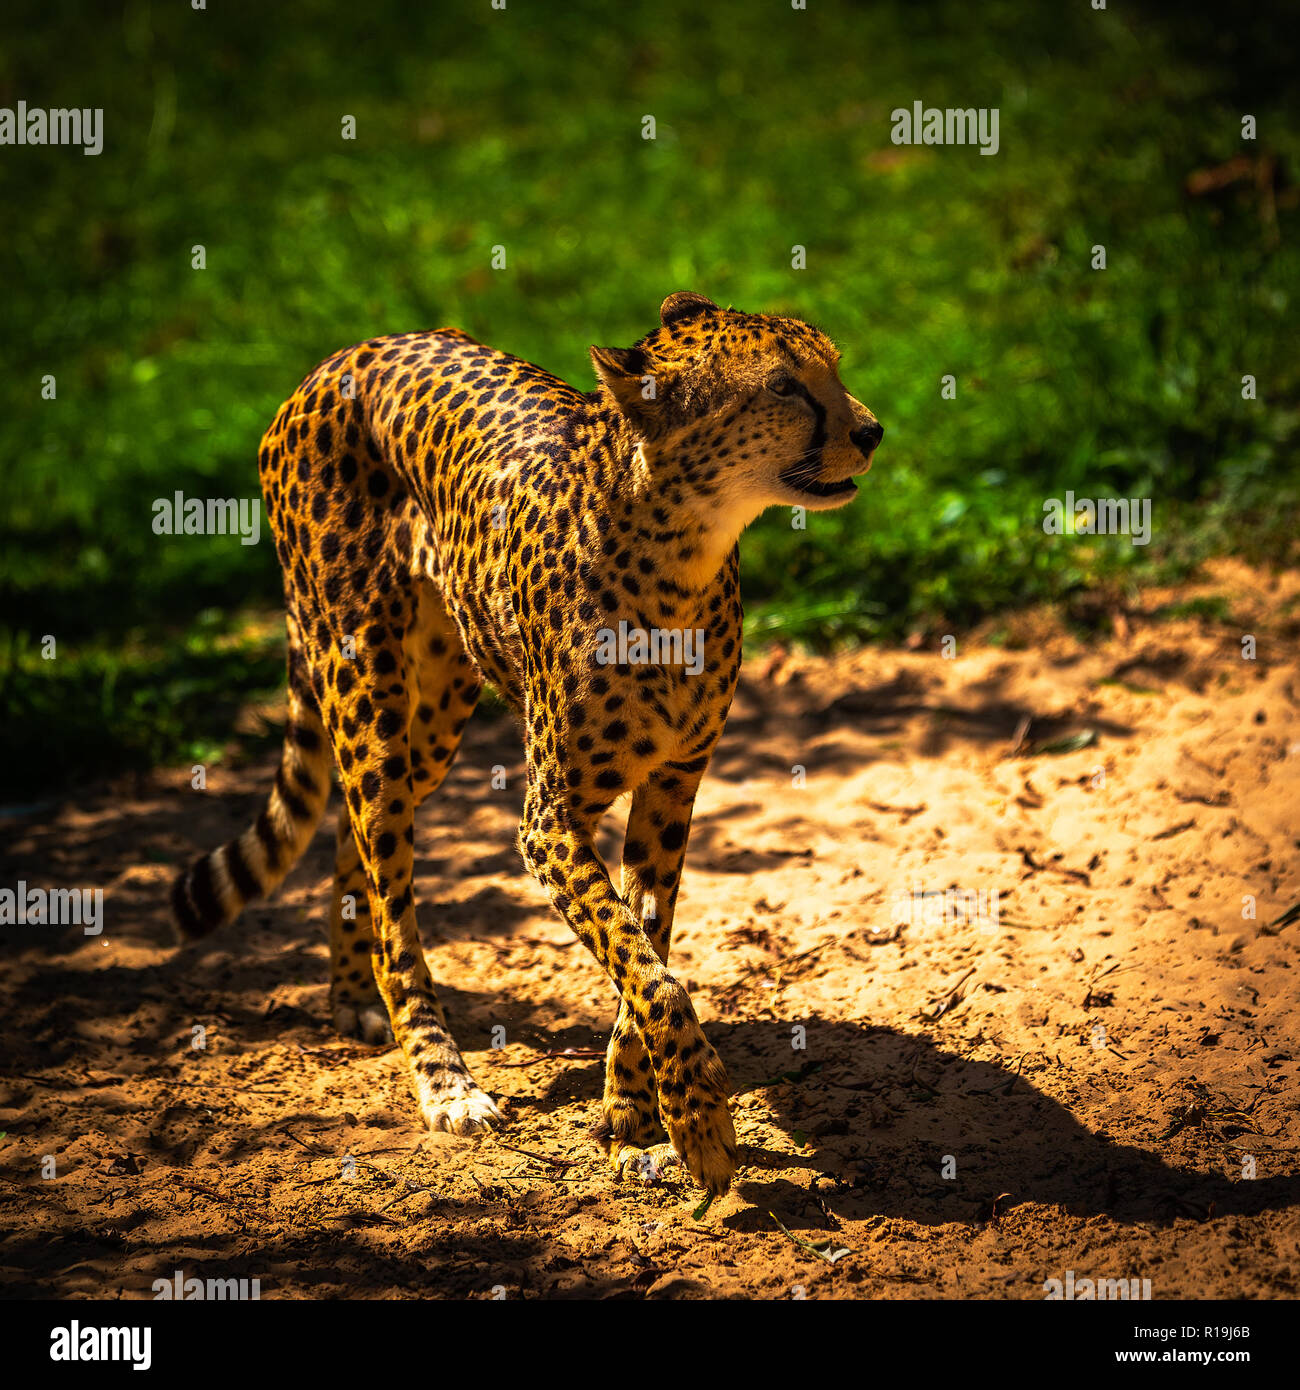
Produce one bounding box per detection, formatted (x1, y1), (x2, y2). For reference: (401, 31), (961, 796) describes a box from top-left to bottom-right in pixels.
(616, 1143), (681, 1185)
(332, 999), (394, 1045)
(424, 1089), (503, 1136)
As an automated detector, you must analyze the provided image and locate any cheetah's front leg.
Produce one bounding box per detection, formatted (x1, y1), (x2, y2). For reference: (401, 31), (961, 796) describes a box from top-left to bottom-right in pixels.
(519, 780), (736, 1196)
(599, 770), (710, 1178)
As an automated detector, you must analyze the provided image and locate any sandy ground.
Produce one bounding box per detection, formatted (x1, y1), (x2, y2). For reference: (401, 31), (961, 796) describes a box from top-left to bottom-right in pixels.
(2, 558), (1299, 1301)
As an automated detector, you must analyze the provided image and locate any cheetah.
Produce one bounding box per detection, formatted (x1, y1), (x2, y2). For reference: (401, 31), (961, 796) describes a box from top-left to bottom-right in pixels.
(171, 292), (883, 1195)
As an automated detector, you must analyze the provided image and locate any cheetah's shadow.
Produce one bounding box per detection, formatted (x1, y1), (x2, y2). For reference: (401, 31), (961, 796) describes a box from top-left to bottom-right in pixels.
(521, 1017), (1298, 1234)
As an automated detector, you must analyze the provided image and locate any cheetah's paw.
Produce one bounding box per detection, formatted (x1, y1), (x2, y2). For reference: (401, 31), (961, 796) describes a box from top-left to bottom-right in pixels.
(612, 1142), (681, 1185)
(666, 1095), (738, 1197)
(332, 998), (394, 1046)
(423, 1089), (503, 1137)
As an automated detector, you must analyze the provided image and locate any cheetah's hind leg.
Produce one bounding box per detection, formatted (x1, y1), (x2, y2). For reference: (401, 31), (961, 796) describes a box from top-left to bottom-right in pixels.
(327, 804), (394, 1045)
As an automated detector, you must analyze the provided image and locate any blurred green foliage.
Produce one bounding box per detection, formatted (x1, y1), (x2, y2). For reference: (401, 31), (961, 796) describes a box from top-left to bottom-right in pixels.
(0, 0), (1296, 793)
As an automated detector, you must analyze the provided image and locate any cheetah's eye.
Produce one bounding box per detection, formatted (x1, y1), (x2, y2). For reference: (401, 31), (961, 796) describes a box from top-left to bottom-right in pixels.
(767, 375), (800, 398)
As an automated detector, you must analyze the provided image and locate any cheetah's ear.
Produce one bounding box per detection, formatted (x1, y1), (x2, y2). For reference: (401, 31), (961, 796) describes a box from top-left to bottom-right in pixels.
(660, 291), (719, 326)
(590, 345), (667, 436)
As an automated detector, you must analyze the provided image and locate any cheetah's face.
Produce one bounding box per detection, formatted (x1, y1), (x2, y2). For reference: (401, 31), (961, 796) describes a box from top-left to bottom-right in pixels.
(590, 292), (883, 527)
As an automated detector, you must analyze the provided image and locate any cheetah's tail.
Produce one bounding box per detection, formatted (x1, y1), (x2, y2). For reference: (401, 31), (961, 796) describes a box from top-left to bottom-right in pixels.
(170, 628), (332, 939)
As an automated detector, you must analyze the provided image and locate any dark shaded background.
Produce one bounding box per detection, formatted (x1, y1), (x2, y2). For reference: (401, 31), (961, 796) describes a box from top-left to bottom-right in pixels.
(0, 0), (1296, 791)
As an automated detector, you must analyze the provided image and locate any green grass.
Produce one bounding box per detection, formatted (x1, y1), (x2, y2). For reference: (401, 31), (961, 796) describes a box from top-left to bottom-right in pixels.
(0, 0), (1296, 794)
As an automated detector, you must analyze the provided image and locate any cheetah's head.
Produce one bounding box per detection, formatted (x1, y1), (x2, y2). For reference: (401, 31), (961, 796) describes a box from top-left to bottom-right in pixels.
(590, 292), (882, 529)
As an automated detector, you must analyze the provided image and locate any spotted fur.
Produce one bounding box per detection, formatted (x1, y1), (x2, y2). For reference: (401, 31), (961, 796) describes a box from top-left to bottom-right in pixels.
(171, 292), (882, 1194)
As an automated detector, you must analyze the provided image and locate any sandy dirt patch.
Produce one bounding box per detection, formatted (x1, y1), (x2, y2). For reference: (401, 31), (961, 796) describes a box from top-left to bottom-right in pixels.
(3, 559), (1299, 1300)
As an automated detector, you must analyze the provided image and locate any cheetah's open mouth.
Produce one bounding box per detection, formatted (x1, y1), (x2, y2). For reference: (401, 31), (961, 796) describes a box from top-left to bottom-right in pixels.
(780, 427), (872, 500)
(780, 457), (865, 499)
(787, 474), (859, 499)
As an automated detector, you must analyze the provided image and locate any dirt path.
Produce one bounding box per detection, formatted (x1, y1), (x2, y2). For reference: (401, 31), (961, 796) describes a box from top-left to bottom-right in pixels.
(3, 559), (1299, 1300)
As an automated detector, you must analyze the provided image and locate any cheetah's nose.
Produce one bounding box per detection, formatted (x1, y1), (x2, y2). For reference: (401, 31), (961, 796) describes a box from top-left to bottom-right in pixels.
(851, 421), (883, 456)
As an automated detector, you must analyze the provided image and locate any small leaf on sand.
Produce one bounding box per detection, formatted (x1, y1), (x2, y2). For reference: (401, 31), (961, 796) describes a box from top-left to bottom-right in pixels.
(768, 1210), (855, 1264)
(1036, 729), (1097, 755)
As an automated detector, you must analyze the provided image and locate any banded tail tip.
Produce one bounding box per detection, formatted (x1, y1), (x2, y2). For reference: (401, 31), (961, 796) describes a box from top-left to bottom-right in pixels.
(170, 853), (227, 940)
